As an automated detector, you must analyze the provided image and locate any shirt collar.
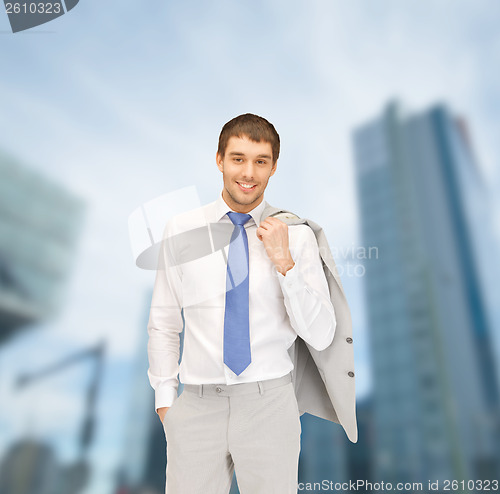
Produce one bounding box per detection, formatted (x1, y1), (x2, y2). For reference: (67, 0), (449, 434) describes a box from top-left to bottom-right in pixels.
(214, 190), (267, 226)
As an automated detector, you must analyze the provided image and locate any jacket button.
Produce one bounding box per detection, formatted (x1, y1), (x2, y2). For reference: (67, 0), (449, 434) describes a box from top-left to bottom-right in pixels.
(216, 387), (222, 393)
(348, 371), (355, 377)
(346, 337), (353, 343)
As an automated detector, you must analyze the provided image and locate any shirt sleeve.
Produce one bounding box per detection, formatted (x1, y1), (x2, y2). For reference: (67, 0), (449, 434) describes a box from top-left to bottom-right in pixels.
(276, 225), (336, 351)
(146, 220), (184, 412)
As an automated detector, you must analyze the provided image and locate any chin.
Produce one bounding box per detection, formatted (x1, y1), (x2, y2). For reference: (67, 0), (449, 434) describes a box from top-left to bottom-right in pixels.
(239, 191), (260, 202)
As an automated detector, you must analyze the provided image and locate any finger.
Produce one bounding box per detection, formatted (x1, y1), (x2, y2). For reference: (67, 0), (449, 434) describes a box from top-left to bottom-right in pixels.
(264, 217), (283, 225)
(260, 218), (279, 228)
(264, 217), (285, 228)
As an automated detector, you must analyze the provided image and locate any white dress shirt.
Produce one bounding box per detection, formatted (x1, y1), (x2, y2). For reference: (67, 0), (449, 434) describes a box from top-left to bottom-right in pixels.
(147, 192), (336, 410)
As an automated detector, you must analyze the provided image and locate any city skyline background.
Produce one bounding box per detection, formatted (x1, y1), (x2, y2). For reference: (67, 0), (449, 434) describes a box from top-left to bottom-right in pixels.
(1, 1), (500, 493)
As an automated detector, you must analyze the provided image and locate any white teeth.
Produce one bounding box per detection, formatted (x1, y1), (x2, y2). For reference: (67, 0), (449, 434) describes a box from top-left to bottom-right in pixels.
(239, 182), (255, 188)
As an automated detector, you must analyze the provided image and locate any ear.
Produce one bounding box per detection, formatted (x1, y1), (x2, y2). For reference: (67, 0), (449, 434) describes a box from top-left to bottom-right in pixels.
(216, 151), (224, 173)
(269, 160), (278, 177)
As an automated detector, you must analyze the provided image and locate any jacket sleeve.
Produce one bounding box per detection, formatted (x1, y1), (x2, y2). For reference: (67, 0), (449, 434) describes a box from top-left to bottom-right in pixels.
(276, 224), (336, 351)
(146, 221), (184, 411)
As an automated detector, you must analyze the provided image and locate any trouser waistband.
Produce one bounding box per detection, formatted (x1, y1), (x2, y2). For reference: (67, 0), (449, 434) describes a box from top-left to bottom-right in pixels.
(183, 372), (293, 398)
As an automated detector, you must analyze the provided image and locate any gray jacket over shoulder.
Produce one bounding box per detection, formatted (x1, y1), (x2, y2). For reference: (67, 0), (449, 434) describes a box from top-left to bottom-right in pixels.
(262, 203), (358, 443)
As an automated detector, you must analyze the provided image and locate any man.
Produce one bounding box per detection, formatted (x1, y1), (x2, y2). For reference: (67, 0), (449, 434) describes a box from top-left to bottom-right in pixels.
(147, 113), (338, 494)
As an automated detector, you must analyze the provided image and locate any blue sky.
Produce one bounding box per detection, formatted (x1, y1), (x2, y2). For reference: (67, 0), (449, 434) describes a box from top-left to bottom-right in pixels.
(1, 1), (500, 492)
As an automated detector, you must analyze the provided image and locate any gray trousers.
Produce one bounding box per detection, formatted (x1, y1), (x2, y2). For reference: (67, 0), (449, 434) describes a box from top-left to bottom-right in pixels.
(162, 371), (301, 494)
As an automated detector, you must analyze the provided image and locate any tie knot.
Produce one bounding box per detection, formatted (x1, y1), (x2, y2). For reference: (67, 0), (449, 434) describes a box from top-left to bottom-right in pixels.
(227, 212), (252, 227)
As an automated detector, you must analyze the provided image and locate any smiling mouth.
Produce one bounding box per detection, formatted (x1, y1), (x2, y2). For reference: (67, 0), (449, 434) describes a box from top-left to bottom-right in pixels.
(236, 181), (257, 191)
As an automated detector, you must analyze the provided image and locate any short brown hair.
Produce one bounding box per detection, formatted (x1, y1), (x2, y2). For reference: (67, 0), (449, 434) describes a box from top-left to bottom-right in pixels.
(217, 113), (280, 164)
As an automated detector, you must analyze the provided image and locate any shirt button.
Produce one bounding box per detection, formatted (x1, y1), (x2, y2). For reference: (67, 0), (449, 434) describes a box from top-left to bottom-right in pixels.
(346, 337), (353, 344)
(216, 386), (222, 393)
(348, 371), (355, 377)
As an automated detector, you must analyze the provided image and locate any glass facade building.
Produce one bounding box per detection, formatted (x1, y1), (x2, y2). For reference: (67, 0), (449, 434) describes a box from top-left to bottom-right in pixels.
(352, 101), (500, 485)
(0, 149), (85, 344)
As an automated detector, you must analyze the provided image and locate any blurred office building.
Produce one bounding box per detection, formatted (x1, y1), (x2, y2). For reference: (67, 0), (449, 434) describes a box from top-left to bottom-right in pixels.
(352, 100), (500, 485)
(0, 149), (89, 494)
(298, 416), (351, 486)
(0, 149), (85, 345)
(347, 395), (374, 484)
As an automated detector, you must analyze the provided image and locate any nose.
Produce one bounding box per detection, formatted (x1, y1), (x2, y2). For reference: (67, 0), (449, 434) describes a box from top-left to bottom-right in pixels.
(241, 162), (255, 181)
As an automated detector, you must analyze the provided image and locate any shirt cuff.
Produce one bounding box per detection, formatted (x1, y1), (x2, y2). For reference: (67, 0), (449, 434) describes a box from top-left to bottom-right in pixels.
(155, 384), (179, 411)
(276, 262), (303, 295)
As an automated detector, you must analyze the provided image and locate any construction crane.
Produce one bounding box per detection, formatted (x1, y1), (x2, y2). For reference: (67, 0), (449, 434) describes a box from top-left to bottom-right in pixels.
(0, 340), (107, 494)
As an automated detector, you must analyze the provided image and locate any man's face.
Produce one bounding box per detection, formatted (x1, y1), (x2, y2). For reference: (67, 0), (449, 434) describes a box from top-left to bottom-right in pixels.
(216, 135), (277, 213)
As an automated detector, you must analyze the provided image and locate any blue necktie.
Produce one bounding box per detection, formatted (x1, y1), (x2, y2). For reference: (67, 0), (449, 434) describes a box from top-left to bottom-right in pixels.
(224, 212), (252, 375)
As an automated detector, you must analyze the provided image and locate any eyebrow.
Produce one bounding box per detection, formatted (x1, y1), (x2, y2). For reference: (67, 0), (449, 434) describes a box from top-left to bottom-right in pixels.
(228, 152), (272, 159)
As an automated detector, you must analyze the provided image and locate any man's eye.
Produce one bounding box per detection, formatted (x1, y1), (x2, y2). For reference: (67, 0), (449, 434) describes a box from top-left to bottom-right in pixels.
(234, 158), (243, 162)
(257, 160), (266, 165)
